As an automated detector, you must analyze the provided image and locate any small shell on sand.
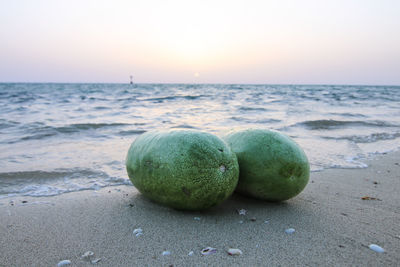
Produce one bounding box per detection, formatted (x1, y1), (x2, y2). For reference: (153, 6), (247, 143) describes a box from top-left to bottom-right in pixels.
(369, 244), (385, 253)
(285, 228), (295, 234)
(201, 247), (217, 255)
(91, 258), (102, 264)
(57, 260), (71, 266)
(227, 248), (243, 256)
(81, 251), (94, 259)
(162, 251), (171, 256)
(194, 217), (201, 221)
(237, 209), (247, 215)
(133, 228), (143, 236)
(188, 251), (194, 256)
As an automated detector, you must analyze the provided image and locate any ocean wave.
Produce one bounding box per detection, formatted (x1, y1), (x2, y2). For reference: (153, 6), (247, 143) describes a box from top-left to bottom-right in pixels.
(295, 119), (398, 130)
(322, 132), (400, 143)
(170, 124), (198, 129)
(229, 116), (280, 124)
(0, 168), (130, 197)
(117, 96), (139, 102)
(140, 94), (208, 103)
(230, 116), (250, 122)
(0, 119), (20, 130)
(118, 129), (147, 136)
(255, 118), (282, 124)
(11, 95), (37, 103)
(328, 112), (368, 118)
(4, 122), (133, 143)
(57, 123), (130, 132)
(0, 168), (106, 182)
(94, 106), (111, 110)
(20, 131), (58, 141)
(237, 106), (271, 112)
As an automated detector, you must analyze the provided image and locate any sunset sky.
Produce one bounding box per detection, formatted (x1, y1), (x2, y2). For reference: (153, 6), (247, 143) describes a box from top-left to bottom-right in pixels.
(1, 0), (399, 84)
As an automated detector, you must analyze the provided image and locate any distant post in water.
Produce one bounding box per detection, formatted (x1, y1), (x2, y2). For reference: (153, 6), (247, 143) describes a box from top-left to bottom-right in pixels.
(130, 75), (133, 85)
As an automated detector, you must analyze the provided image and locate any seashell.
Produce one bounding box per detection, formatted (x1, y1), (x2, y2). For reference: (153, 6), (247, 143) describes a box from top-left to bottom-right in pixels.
(91, 258), (102, 264)
(57, 260), (71, 267)
(133, 228), (143, 236)
(194, 217), (201, 221)
(201, 247), (217, 255)
(369, 244), (385, 253)
(162, 251), (171, 256)
(237, 209), (247, 215)
(227, 248), (242, 256)
(188, 251), (194, 256)
(81, 251), (94, 259)
(285, 228), (295, 234)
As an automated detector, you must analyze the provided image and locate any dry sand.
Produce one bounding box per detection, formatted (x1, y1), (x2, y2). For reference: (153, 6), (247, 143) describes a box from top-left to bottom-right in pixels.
(1, 151), (399, 266)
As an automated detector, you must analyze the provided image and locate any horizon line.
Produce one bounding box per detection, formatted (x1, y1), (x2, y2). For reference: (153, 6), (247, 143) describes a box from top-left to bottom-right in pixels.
(0, 81), (399, 87)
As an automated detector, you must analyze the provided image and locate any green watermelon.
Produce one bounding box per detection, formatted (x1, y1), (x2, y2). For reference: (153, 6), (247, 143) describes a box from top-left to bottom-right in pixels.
(126, 130), (239, 210)
(223, 129), (309, 202)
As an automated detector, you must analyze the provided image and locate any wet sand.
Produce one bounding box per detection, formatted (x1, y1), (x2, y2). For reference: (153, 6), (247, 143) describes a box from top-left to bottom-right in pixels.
(1, 151), (399, 266)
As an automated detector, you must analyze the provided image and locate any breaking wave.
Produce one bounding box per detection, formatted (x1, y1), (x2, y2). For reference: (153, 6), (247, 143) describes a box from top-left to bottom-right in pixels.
(295, 119), (398, 130)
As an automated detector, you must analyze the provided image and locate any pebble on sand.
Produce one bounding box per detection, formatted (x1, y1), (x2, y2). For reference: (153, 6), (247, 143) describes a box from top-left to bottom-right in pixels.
(369, 244), (385, 253)
(81, 251), (94, 259)
(237, 209), (247, 215)
(285, 228), (295, 234)
(57, 260), (71, 266)
(162, 251), (171, 256)
(227, 248), (243, 256)
(133, 228), (143, 236)
(201, 247), (217, 255)
(91, 258), (102, 264)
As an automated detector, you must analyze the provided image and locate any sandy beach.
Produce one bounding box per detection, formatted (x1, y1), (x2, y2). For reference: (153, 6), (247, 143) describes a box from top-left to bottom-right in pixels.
(1, 151), (399, 267)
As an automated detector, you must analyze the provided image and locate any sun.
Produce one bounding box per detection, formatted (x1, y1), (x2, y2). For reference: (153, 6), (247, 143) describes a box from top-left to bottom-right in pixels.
(194, 72), (200, 78)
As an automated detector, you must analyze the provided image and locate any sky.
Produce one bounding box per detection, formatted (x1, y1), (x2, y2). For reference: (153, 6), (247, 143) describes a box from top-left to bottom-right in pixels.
(0, 0), (399, 84)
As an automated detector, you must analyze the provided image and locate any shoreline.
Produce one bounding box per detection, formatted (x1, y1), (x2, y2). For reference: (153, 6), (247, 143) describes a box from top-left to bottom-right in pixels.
(1, 151), (399, 266)
(1, 148), (398, 200)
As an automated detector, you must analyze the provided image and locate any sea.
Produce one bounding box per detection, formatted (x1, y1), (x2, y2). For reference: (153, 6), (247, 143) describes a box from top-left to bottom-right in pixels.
(1, 83), (399, 198)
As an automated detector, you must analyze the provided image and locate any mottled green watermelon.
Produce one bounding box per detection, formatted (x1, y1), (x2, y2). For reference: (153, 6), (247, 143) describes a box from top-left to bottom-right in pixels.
(223, 129), (309, 202)
(126, 130), (239, 210)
